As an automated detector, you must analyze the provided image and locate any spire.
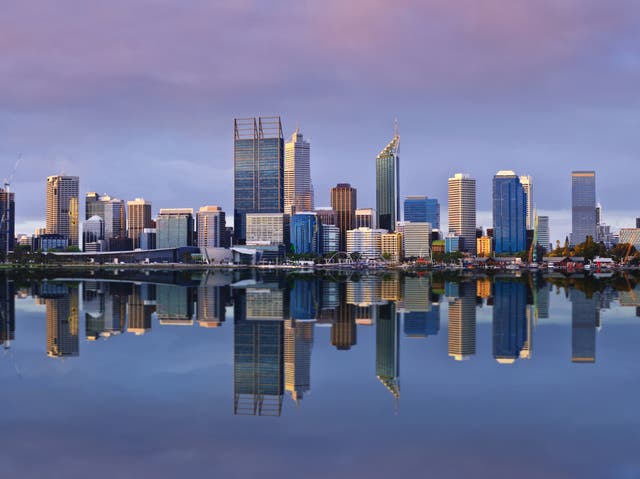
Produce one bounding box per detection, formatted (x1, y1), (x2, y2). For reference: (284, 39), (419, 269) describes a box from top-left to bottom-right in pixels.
(394, 117), (399, 138)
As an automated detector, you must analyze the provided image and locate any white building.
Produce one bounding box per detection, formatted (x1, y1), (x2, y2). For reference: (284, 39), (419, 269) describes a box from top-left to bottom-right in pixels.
(355, 208), (377, 229)
(284, 129), (313, 215)
(401, 222), (432, 259)
(346, 227), (387, 260)
(520, 175), (533, 230)
(321, 224), (340, 254)
(246, 213), (289, 245)
(196, 205), (226, 248)
(448, 173), (476, 255)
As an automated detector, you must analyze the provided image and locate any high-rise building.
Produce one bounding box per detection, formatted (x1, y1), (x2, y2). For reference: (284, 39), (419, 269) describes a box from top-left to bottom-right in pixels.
(519, 175), (533, 230)
(284, 129), (313, 215)
(290, 213), (321, 255)
(492, 281), (527, 364)
(381, 232), (403, 262)
(284, 319), (313, 403)
(400, 222), (431, 259)
(376, 303), (400, 401)
(331, 183), (357, 251)
(234, 117), (284, 243)
(85, 193), (126, 240)
(156, 208), (194, 249)
(493, 171), (526, 254)
(315, 208), (337, 226)
(246, 213), (289, 246)
(81, 216), (105, 252)
(448, 173), (476, 254)
(196, 206), (226, 248)
(46, 175), (80, 247)
(0, 187), (15, 255)
(636, 218), (640, 229)
(346, 227), (386, 260)
(537, 216), (550, 252)
(448, 281), (476, 360)
(320, 224), (340, 254)
(376, 134), (400, 231)
(404, 196), (440, 230)
(127, 198), (152, 249)
(571, 171), (596, 245)
(355, 208), (377, 229)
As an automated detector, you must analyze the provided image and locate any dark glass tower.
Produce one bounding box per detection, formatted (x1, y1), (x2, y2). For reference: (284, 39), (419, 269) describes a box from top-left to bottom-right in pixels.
(571, 289), (598, 363)
(404, 196), (440, 230)
(0, 188), (15, 255)
(493, 171), (526, 254)
(571, 171), (596, 245)
(234, 117), (284, 244)
(376, 134), (400, 231)
(492, 281), (527, 364)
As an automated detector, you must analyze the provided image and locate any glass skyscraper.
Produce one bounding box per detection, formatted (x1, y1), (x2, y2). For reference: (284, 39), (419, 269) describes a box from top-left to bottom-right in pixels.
(376, 134), (400, 232)
(492, 170), (526, 254)
(156, 208), (194, 249)
(571, 171), (596, 245)
(290, 213), (321, 255)
(0, 187), (15, 255)
(234, 117), (284, 244)
(404, 196), (440, 230)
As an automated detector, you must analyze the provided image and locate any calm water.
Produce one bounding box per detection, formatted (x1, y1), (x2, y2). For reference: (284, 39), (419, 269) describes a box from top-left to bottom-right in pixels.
(1, 270), (639, 479)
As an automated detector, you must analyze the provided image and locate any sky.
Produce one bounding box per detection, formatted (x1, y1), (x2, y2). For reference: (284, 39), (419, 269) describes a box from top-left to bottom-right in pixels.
(1, 0), (639, 242)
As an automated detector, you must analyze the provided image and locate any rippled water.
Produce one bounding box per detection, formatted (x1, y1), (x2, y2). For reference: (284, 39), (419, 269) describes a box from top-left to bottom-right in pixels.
(1, 270), (639, 479)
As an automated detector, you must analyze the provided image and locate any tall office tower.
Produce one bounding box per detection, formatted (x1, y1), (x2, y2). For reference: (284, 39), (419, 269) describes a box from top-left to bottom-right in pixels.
(46, 175), (80, 247)
(284, 319), (313, 403)
(571, 289), (598, 364)
(127, 198), (152, 249)
(233, 287), (284, 416)
(447, 173), (476, 254)
(404, 196), (440, 230)
(85, 193), (126, 240)
(571, 171), (596, 245)
(156, 208), (194, 249)
(376, 133), (400, 232)
(82, 216), (105, 251)
(320, 224), (340, 254)
(492, 281), (527, 364)
(46, 286), (79, 358)
(234, 117), (284, 244)
(493, 171), (526, 254)
(315, 208), (337, 226)
(519, 175), (533, 230)
(331, 183), (357, 251)
(447, 281), (477, 361)
(401, 222), (432, 259)
(537, 216), (550, 252)
(0, 187), (15, 255)
(376, 303), (400, 401)
(197, 206), (226, 248)
(355, 208), (377, 229)
(284, 129), (313, 215)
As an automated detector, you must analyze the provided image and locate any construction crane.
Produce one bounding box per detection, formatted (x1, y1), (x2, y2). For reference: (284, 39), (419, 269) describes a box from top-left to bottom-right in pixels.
(1, 156), (21, 261)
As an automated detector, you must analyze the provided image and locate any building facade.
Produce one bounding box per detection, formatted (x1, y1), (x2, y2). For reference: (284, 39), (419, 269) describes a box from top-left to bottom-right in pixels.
(0, 188), (15, 254)
(85, 193), (126, 241)
(571, 171), (596, 245)
(476, 236), (493, 257)
(127, 198), (152, 249)
(537, 216), (550, 252)
(196, 206), (226, 248)
(376, 134), (400, 232)
(402, 222), (431, 259)
(519, 175), (533, 230)
(320, 224), (340, 254)
(346, 227), (386, 261)
(234, 117), (284, 243)
(331, 183), (357, 252)
(284, 129), (313, 215)
(46, 175), (80, 247)
(404, 196), (440, 230)
(156, 208), (194, 249)
(355, 208), (377, 229)
(493, 170), (526, 254)
(448, 173), (476, 255)
(246, 213), (289, 246)
(381, 232), (403, 262)
(290, 213), (321, 255)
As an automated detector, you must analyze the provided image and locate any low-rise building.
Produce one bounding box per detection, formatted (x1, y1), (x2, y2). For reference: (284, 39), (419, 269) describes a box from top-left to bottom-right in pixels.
(381, 232), (403, 262)
(346, 227), (386, 260)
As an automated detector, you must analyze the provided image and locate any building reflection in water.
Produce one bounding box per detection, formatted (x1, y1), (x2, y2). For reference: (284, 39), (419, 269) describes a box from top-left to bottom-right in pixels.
(571, 289), (599, 364)
(233, 282), (287, 416)
(44, 283), (79, 358)
(447, 280), (477, 361)
(128, 283), (156, 335)
(402, 276), (439, 339)
(492, 280), (528, 364)
(156, 285), (194, 326)
(376, 302), (399, 403)
(284, 319), (313, 404)
(0, 275), (15, 349)
(332, 282), (357, 350)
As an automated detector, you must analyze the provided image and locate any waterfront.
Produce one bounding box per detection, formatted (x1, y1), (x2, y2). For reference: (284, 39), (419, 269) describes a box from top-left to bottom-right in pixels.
(1, 270), (639, 478)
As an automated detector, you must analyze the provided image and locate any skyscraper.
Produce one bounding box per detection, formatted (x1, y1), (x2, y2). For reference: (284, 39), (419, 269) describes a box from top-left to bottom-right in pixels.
(519, 175), (533, 230)
(284, 129), (313, 215)
(448, 281), (477, 361)
(537, 216), (550, 252)
(447, 173), (476, 254)
(0, 187), (15, 255)
(571, 171), (596, 245)
(331, 183), (357, 252)
(156, 208), (194, 248)
(493, 171), (526, 254)
(234, 117), (284, 243)
(376, 133), (400, 231)
(404, 196), (440, 230)
(196, 206), (226, 248)
(355, 208), (377, 229)
(376, 303), (400, 401)
(290, 212), (321, 255)
(85, 193), (126, 240)
(46, 175), (80, 247)
(127, 198), (152, 249)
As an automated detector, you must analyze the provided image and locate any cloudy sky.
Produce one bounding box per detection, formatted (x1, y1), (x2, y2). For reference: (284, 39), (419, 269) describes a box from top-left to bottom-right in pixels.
(1, 0), (639, 241)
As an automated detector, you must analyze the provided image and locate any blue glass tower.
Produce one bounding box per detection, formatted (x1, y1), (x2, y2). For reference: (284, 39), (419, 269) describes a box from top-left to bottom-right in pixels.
(493, 171), (526, 254)
(404, 196), (440, 229)
(234, 117), (284, 244)
(571, 171), (596, 245)
(376, 134), (400, 231)
(492, 281), (527, 363)
(290, 213), (321, 255)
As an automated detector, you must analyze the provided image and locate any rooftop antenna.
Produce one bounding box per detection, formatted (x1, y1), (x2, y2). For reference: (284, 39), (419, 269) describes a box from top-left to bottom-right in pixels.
(394, 117), (399, 137)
